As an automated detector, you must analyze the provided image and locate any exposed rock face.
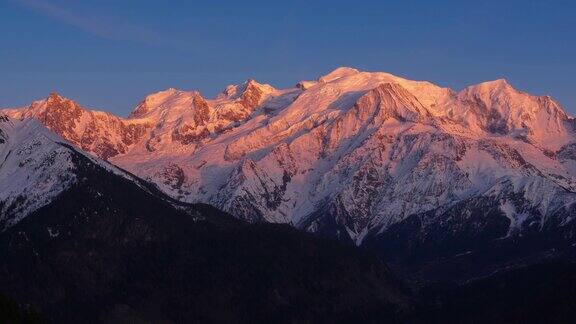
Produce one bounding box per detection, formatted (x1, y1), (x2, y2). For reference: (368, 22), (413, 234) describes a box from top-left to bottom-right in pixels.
(39, 92), (84, 141)
(4, 68), (576, 262)
(5, 93), (150, 160)
(214, 79), (276, 123)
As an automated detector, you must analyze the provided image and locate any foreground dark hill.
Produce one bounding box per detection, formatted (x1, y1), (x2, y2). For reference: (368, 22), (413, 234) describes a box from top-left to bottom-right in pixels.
(0, 292), (40, 324)
(419, 259), (576, 324)
(0, 140), (412, 323)
(362, 200), (576, 283)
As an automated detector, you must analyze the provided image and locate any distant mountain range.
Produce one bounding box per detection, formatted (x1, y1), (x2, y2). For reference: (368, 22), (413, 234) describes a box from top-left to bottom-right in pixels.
(2, 67), (576, 322)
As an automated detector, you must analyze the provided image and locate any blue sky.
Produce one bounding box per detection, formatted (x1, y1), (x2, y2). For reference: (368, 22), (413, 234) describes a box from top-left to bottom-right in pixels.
(0, 0), (574, 115)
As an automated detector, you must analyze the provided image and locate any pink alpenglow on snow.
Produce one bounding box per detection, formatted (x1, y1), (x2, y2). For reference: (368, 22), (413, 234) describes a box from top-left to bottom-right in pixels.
(3, 67), (576, 243)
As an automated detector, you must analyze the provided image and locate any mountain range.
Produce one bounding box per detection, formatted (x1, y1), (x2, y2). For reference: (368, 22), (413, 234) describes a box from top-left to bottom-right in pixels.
(0, 115), (414, 323)
(2, 67), (576, 322)
(4, 68), (576, 270)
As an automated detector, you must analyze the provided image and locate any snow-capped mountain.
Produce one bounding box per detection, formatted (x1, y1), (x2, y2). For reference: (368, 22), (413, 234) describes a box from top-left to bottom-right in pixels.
(0, 115), (78, 229)
(0, 114), (164, 231)
(4, 67), (576, 252)
(5, 93), (150, 160)
(0, 111), (414, 323)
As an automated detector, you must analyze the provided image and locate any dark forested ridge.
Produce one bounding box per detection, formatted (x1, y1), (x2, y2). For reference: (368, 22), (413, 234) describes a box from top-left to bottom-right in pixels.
(0, 149), (413, 323)
(418, 259), (576, 323)
(0, 292), (41, 324)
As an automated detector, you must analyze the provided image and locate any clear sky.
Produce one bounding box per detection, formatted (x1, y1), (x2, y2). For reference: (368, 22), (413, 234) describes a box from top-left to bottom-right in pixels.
(0, 0), (574, 116)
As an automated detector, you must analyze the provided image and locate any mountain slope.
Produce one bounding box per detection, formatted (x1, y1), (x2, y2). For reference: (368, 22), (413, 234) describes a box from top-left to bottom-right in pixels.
(0, 116), (413, 323)
(0, 116), (78, 229)
(4, 68), (576, 281)
(0, 114), (156, 230)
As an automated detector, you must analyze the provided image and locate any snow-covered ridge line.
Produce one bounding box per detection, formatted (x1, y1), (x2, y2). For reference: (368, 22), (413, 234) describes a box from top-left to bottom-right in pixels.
(0, 117), (77, 229)
(2, 67), (575, 244)
(0, 116), (176, 231)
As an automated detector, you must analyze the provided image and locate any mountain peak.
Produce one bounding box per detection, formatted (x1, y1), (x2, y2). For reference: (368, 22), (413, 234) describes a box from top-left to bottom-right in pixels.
(148, 88), (183, 99)
(219, 79), (275, 100)
(129, 88), (189, 118)
(245, 78), (258, 86)
(41, 93), (85, 114)
(481, 78), (511, 87)
(243, 79), (266, 93)
(463, 78), (515, 96)
(318, 67), (361, 83)
(37, 92), (85, 113)
(457, 78), (518, 107)
(456, 77), (571, 146)
(48, 91), (62, 98)
(46, 91), (65, 104)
